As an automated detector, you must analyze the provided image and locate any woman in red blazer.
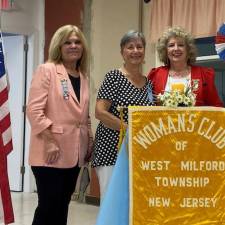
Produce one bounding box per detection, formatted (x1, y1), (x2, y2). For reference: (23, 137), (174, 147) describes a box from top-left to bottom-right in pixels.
(148, 27), (223, 107)
(27, 25), (93, 225)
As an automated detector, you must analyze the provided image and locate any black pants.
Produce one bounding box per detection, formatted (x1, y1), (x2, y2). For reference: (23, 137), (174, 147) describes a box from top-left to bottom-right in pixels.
(31, 166), (80, 225)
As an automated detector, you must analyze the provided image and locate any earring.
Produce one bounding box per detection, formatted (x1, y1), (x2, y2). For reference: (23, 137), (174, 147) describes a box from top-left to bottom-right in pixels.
(166, 57), (169, 66)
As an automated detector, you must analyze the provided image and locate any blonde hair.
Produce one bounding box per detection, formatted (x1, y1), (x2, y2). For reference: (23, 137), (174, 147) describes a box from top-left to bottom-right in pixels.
(157, 27), (197, 66)
(48, 25), (89, 73)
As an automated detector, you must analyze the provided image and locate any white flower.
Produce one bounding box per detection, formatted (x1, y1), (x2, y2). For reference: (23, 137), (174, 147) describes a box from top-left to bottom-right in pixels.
(157, 81), (198, 107)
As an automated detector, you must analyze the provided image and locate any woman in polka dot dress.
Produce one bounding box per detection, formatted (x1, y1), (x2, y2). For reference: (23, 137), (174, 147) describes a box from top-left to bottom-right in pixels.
(91, 30), (153, 201)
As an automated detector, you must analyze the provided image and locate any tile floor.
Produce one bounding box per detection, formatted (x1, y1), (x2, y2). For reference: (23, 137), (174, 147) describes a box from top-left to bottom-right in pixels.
(11, 192), (99, 225)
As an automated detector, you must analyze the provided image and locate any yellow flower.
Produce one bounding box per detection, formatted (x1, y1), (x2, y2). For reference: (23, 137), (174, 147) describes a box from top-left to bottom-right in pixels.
(158, 82), (197, 107)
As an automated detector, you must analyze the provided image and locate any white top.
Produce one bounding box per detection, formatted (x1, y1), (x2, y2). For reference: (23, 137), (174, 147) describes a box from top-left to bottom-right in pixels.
(165, 73), (191, 92)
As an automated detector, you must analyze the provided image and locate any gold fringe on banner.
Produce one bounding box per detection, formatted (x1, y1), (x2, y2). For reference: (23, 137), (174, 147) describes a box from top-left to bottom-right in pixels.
(117, 106), (126, 151)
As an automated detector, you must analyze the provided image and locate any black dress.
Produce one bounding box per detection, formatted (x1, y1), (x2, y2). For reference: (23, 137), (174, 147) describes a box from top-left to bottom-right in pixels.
(91, 69), (153, 167)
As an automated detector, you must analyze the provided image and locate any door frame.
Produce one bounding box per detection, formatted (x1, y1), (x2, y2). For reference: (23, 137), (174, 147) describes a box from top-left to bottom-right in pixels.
(2, 32), (35, 192)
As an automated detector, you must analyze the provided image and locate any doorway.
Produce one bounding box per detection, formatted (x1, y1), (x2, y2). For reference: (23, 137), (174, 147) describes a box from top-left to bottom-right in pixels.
(2, 33), (27, 192)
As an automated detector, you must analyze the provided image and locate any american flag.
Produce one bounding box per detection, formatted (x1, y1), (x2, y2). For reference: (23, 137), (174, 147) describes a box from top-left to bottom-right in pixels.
(0, 36), (14, 224)
(0, 37), (12, 155)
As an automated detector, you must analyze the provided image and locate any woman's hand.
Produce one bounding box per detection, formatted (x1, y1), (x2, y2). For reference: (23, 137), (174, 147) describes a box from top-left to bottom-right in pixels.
(41, 128), (61, 164)
(45, 142), (60, 164)
(95, 99), (126, 131)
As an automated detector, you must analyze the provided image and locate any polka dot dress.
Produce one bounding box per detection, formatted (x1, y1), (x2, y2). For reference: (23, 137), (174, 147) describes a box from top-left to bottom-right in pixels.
(91, 69), (152, 167)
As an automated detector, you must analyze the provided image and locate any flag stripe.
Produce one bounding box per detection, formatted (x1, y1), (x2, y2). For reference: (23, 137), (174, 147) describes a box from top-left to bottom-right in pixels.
(0, 76), (7, 92)
(0, 152), (14, 224)
(0, 113), (10, 132)
(3, 140), (13, 155)
(0, 36), (14, 224)
(0, 87), (8, 106)
(0, 101), (9, 122)
(0, 191), (4, 223)
(2, 126), (12, 146)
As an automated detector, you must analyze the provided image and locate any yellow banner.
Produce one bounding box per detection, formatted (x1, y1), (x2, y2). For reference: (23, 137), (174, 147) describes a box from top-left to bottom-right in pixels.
(129, 106), (225, 225)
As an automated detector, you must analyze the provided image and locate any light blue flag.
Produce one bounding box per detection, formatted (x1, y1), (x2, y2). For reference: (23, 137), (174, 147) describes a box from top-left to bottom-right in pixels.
(95, 132), (129, 225)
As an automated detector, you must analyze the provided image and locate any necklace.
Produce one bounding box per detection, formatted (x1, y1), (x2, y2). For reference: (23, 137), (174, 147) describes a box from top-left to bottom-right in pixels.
(169, 66), (190, 78)
(119, 67), (146, 89)
(120, 66), (142, 78)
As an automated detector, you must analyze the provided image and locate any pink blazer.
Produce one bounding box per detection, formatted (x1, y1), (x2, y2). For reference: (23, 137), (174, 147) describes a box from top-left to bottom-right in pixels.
(27, 63), (92, 168)
(148, 65), (224, 107)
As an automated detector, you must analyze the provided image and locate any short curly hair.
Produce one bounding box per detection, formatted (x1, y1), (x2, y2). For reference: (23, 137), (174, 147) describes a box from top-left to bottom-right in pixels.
(157, 27), (197, 66)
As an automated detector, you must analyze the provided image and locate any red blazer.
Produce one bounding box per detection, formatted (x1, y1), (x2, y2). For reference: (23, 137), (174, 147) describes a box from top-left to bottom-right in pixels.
(148, 65), (224, 107)
(27, 63), (93, 168)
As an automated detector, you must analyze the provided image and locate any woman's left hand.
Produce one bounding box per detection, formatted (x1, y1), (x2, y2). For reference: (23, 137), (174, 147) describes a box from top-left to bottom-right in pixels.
(41, 127), (61, 164)
(45, 143), (60, 164)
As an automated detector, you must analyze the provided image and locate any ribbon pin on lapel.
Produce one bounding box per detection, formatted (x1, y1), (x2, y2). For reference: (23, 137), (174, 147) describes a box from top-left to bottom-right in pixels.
(61, 79), (69, 100)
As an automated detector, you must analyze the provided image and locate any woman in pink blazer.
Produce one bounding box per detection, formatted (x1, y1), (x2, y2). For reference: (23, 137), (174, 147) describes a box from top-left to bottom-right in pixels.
(148, 27), (223, 107)
(27, 25), (93, 225)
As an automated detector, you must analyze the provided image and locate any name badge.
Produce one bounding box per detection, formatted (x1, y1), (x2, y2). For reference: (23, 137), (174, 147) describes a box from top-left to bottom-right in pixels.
(60, 79), (69, 100)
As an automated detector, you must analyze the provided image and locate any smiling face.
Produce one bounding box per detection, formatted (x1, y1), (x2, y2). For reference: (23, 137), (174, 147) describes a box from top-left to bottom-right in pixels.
(61, 32), (83, 64)
(167, 37), (188, 65)
(121, 38), (145, 66)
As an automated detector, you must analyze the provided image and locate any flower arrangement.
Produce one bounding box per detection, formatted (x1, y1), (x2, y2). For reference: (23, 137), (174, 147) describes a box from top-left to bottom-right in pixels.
(157, 79), (199, 107)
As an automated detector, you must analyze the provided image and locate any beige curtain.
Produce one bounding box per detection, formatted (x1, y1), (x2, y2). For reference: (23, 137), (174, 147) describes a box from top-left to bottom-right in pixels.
(216, 0), (225, 27)
(149, 0), (225, 42)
